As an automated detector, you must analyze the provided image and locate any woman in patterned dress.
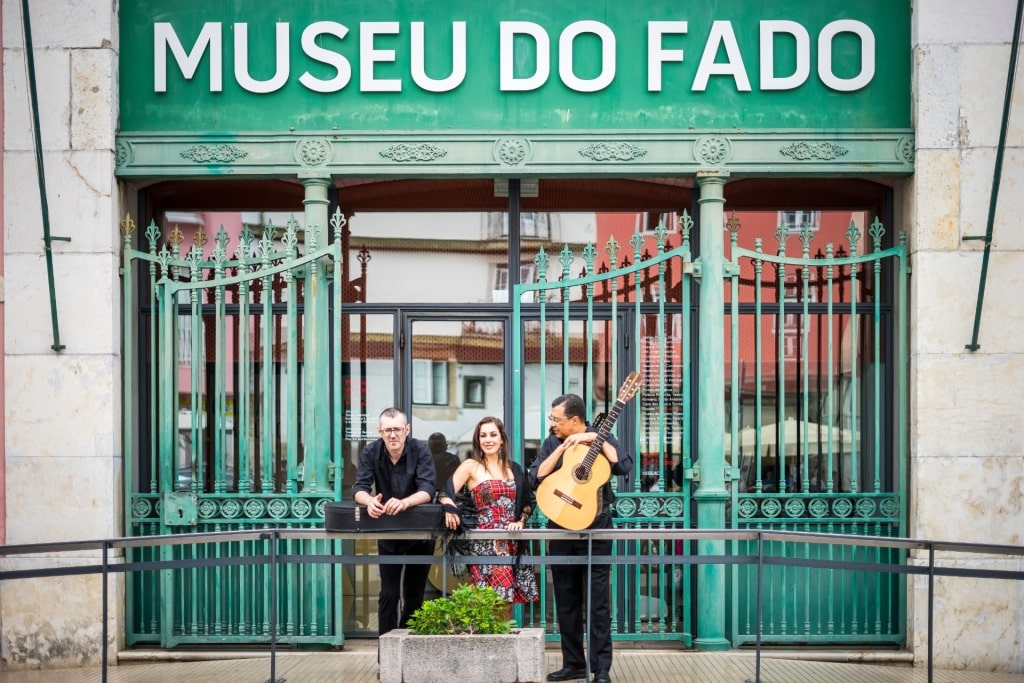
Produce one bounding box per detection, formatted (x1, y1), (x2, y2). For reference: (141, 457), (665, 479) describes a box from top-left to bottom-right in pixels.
(438, 416), (539, 615)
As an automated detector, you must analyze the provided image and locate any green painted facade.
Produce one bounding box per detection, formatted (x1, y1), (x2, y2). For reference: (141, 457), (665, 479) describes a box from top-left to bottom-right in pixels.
(116, 0), (914, 653)
(119, 0), (910, 134)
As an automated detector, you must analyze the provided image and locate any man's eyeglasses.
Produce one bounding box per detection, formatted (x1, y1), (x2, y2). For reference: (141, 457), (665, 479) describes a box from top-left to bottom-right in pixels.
(547, 414), (569, 424)
(379, 426), (407, 436)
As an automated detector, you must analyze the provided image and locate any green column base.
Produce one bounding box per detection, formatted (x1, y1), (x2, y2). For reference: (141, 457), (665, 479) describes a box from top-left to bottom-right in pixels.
(693, 637), (732, 652)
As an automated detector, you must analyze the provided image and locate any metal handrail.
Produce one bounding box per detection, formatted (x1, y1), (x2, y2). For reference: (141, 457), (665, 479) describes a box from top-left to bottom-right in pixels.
(2, 528), (1022, 683)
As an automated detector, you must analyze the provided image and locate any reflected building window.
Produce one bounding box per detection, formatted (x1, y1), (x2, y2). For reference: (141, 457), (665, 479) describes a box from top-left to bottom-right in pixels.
(413, 360), (449, 406)
(463, 376), (486, 408)
(778, 210), (820, 233)
(493, 263), (537, 302)
(495, 212), (550, 238)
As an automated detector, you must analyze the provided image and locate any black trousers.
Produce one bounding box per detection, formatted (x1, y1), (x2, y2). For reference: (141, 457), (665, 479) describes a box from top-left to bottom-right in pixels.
(549, 515), (613, 673)
(377, 538), (433, 635)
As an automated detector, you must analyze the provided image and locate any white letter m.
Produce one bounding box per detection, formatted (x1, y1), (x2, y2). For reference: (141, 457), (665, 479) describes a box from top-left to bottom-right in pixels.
(154, 22), (222, 93)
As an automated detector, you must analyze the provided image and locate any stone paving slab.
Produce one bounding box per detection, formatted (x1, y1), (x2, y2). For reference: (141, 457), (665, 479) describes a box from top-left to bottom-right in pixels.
(1, 648), (1022, 683)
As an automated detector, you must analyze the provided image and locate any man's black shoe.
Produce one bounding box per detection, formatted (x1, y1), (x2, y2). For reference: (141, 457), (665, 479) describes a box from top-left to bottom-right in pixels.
(547, 666), (587, 681)
(593, 671), (612, 683)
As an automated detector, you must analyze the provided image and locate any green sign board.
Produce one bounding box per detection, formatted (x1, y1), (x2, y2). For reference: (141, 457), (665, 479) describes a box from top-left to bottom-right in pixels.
(119, 0), (910, 133)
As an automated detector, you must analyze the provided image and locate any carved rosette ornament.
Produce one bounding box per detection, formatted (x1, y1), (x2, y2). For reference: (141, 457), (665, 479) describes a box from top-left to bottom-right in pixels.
(379, 143), (448, 162)
(779, 141), (849, 161)
(116, 140), (131, 167)
(493, 137), (531, 165)
(294, 138), (332, 167)
(578, 142), (647, 161)
(897, 136), (914, 163)
(693, 136), (731, 165)
(180, 144), (248, 164)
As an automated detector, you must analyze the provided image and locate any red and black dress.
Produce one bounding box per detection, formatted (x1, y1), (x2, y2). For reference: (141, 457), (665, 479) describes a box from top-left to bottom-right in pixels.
(468, 479), (540, 603)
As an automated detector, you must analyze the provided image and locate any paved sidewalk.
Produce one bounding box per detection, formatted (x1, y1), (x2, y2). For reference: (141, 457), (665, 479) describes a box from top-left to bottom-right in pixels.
(1, 642), (1023, 683)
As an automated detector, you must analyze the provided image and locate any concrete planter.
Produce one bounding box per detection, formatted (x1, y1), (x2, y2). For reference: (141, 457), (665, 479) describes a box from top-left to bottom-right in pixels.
(378, 627), (546, 683)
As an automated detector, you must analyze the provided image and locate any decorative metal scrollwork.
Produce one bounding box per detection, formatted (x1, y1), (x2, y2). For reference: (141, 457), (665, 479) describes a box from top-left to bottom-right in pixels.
(779, 141), (848, 161)
(220, 499), (242, 519)
(379, 143), (448, 162)
(579, 142), (647, 161)
(832, 498), (854, 518)
(180, 144), (248, 164)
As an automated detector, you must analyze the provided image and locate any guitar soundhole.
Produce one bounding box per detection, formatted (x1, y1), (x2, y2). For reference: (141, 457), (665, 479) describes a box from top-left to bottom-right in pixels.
(572, 465), (590, 483)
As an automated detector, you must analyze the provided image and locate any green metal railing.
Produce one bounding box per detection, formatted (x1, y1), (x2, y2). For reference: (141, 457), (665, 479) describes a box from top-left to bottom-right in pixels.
(4, 528), (1022, 683)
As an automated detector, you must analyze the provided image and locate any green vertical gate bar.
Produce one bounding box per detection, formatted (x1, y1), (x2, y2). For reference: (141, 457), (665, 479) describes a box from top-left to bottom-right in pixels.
(897, 232), (910, 642)
(583, 243), (596, 405)
(120, 217), (138, 642)
(799, 226), (812, 492)
(147, 224), (161, 494)
(775, 227), (789, 493)
(560, 245), (572, 390)
(654, 225), (668, 492)
(679, 212), (693, 641)
(826, 244), (835, 492)
(754, 240), (764, 491)
(158, 255), (179, 647)
(693, 170), (730, 651)
(330, 207), (347, 641)
(847, 222), (861, 493)
(188, 246), (204, 493)
(727, 218), (741, 640)
(871, 220), (884, 492)
(331, 208), (345, 498)
(238, 226), (253, 494)
(284, 218), (299, 494)
(213, 229), (227, 493)
(260, 227), (276, 492)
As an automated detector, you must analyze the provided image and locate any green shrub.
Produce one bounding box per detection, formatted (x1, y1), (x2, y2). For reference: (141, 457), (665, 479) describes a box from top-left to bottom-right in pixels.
(407, 584), (514, 635)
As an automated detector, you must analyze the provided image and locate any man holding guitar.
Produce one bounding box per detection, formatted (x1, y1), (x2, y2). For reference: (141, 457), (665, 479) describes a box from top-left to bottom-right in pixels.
(529, 391), (635, 683)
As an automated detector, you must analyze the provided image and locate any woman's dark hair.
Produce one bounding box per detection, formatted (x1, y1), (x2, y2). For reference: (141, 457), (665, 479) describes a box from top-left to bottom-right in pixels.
(471, 416), (512, 476)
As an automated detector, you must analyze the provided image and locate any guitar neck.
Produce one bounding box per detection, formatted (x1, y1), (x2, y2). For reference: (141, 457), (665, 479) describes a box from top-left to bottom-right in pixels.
(582, 399), (626, 468)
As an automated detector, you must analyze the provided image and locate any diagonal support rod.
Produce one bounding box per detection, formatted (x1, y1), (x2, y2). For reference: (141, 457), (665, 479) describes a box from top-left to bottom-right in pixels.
(964, 0), (1024, 351)
(21, 0), (70, 352)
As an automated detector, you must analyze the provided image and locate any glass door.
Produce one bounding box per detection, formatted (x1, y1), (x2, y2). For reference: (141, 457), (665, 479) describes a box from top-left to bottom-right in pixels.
(406, 314), (508, 596)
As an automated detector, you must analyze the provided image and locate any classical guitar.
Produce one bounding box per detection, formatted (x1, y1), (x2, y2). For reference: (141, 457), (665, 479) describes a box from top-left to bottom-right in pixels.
(536, 372), (643, 530)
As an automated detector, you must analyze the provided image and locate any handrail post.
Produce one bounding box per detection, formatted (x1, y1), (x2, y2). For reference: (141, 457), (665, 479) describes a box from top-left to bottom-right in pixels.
(264, 530), (285, 683)
(745, 531), (764, 683)
(586, 531), (594, 682)
(927, 544), (935, 683)
(102, 540), (109, 683)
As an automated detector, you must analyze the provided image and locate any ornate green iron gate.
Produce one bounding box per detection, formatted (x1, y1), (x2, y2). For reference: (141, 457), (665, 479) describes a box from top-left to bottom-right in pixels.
(725, 217), (909, 644)
(512, 219), (696, 643)
(510, 212), (909, 646)
(121, 210), (345, 646)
